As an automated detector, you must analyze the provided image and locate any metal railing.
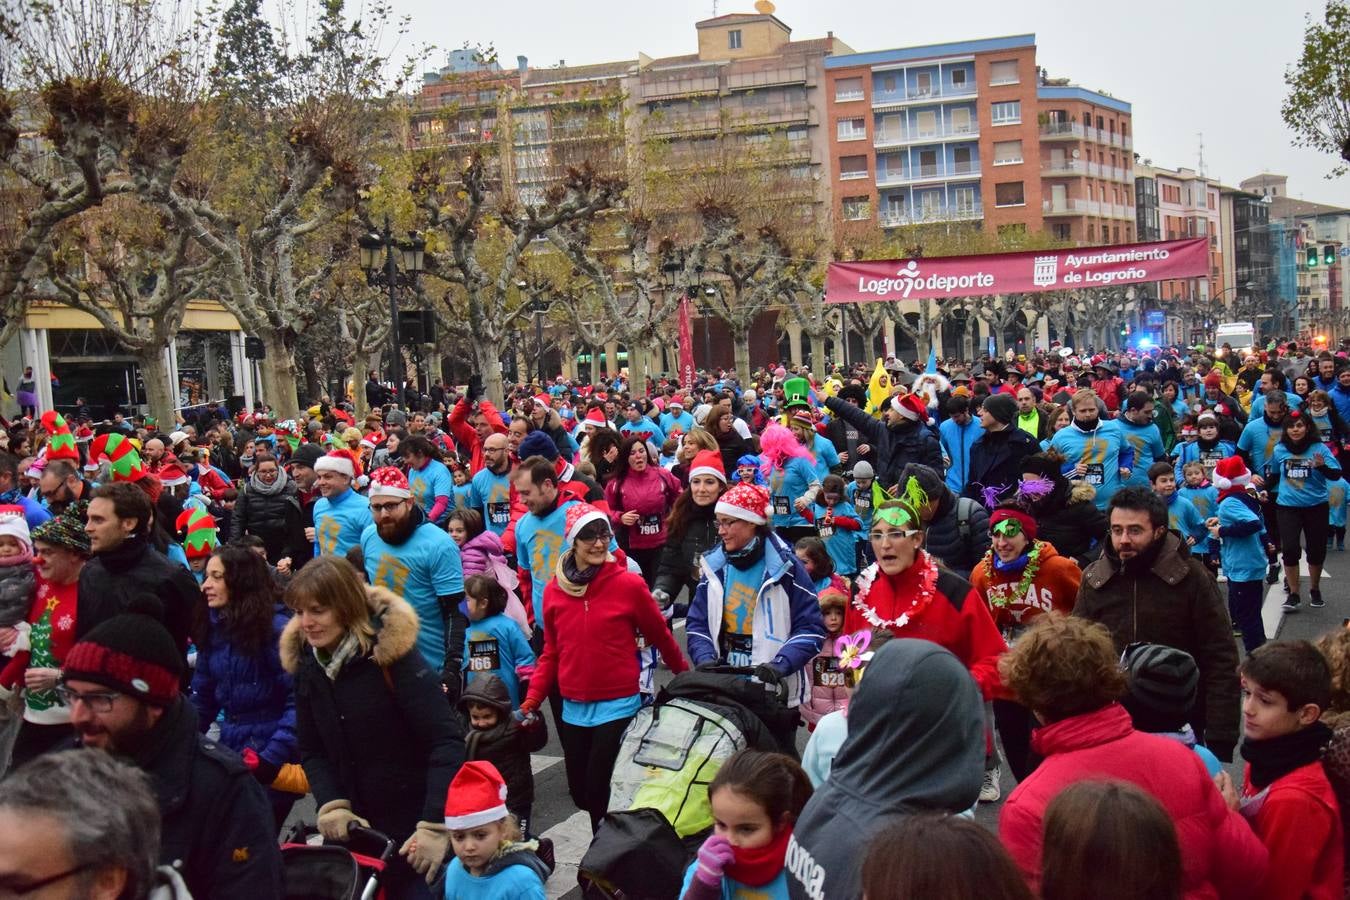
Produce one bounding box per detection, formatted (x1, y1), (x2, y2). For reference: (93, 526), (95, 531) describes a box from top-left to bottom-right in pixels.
(879, 202), (984, 226)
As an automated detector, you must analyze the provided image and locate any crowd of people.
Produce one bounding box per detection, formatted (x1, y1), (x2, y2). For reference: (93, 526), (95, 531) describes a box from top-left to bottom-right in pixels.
(2, 339), (1350, 898)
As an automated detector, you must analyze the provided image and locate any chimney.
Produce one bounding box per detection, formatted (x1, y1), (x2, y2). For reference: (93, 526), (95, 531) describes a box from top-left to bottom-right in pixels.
(517, 55), (528, 74)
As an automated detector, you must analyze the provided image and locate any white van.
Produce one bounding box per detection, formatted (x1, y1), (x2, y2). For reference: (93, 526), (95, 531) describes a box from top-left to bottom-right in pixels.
(1214, 322), (1256, 354)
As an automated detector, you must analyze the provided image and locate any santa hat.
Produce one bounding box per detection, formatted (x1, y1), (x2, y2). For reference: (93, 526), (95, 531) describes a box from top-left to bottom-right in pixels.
(90, 433), (145, 483)
(175, 507), (217, 559)
(715, 482), (770, 526)
(0, 506), (32, 553)
(443, 761), (510, 830)
(583, 407), (607, 427)
(688, 449), (727, 484)
(1211, 456), (1251, 491)
(359, 430), (386, 450)
(368, 466), (412, 499)
(40, 411), (79, 461)
(314, 449), (357, 480)
(1196, 410), (1218, 426)
(563, 503), (610, 546)
(157, 462), (190, 488)
(891, 392), (929, 423)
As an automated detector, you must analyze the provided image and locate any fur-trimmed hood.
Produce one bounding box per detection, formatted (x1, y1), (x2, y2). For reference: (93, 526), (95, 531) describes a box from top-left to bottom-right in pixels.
(279, 585), (420, 674)
(1069, 480), (1097, 505)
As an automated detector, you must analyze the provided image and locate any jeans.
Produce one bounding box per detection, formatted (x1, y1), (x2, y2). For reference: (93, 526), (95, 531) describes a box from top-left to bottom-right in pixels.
(1227, 579), (1267, 653)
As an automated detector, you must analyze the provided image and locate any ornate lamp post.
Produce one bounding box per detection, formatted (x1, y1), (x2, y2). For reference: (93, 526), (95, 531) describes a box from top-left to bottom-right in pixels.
(358, 218), (424, 407)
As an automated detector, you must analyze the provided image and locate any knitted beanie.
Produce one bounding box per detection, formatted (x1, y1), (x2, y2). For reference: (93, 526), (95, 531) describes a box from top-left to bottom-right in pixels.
(289, 443), (325, 470)
(31, 505), (91, 556)
(62, 614), (183, 706)
(518, 430), (560, 462)
(982, 393), (1018, 426)
(1121, 643), (1200, 733)
(0, 506), (31, 553)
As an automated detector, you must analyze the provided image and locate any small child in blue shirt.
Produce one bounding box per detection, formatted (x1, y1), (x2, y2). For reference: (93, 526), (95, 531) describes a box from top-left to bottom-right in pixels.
(440, 761), (549, 900)
(1149, 462), (1209, 565)
(1178, 461), (1221, 575)
(451, 462), (475, 512)
(462, 575), (535, 709)
(802, 474), (862, 579)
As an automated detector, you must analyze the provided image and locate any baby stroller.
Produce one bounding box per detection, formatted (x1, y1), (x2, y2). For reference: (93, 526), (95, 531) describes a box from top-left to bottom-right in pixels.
(280, 824), (396, 900)
(579, 666), (797, 898)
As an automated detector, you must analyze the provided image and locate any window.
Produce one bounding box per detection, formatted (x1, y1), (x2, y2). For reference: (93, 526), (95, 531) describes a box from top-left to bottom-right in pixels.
(1113, 226), (1121, 243)
(952, 68), (968, 87)
(993, 139), (1023, 165)
(883, 74), (897, 94)
(840, 155), (868, 179)
(991, 101), (1021, 125)
(1088, 223), (1096, 242)
(1096, 116), (1104, 130)
(995, 181), (1025, 207)
(951, 107), (973, 134)
(953, 146), (973, 172)
(918, 149), (939, 175)
(999, 223), (1028, 237)
(990, 60), (1019, 85)
(842, 196), (871, 220)
(954, 186), (977, 211)
(834, 77), (863, 102)
(1083, 112), (1092, 127)
(1052, 223), (1072, 241)
(916, 71), (933, 94)
(837, 117), (866, 140)
(728, 29), (742, 49)
(915, 110), (937, 137)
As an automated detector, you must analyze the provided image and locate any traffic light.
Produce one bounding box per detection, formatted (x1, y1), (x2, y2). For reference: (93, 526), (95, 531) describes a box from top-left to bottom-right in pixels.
(1308, 246), (1320, 267)
(1326, 245), (1338, 266)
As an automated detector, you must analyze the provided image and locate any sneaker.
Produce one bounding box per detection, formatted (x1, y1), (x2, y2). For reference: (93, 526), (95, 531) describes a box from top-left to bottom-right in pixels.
(1311, 589), (1326, 609)
(1283, 594), (1302, 613)
(1267, 563), (1280, 585)
(980, 766), (1002, 803)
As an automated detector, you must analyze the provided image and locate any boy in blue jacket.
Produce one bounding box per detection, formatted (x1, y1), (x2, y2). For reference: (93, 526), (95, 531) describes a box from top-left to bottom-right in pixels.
(1207, 457), (1269, 653)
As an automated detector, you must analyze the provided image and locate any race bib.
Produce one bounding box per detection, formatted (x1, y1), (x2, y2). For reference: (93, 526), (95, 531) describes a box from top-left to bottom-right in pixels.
(812, 656), (846, 688)
(488, 501), (511, 526)
(638, 514), (662, 537)
(635, 629), (647, 651)
(818, 524), (834, 538)
(722, 633), (754, 668)
(468, 638), (500, 673)
(773, 495), (790, 516)
(1285, 459), (1311, 480)
(1083, 463), (1105, 486)
(1201, 448), (1224, 464)
(855, 495), (871, 513)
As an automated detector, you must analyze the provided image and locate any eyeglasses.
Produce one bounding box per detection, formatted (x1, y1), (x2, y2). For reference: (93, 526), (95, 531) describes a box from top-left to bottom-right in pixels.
(53, 686), (119, 713)
(715, 517), (749, 531)
(868, 529), (919, 543)
(0, 863), (96, 898)
(370, 501), (409, 516)
(575, 526), (613, 545)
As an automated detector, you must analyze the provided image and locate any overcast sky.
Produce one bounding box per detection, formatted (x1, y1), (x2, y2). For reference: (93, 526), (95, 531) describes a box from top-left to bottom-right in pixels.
(386, 0), (1347, 206)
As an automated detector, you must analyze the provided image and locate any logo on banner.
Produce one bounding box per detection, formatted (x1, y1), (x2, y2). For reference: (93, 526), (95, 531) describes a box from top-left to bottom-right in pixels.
(1033, 256), (1059, 287)
(896, 260), (922, 298)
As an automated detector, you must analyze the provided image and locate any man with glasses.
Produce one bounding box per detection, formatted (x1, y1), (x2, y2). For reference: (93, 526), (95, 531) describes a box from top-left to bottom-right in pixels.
(360, 467), (465, 702)
(60, 614), (281, 897)
(470, 432), (514, 537)
(1073, 486), (1241, 764)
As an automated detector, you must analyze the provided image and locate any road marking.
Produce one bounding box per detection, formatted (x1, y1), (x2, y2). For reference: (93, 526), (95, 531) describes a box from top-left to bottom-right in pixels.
(541, 810), (592, 899)
(1265, 558), (1314, 639)
(531, 754), (564, 775)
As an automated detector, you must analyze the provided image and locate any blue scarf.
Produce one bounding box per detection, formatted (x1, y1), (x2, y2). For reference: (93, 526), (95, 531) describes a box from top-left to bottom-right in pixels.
(992, 552), (1030, 574)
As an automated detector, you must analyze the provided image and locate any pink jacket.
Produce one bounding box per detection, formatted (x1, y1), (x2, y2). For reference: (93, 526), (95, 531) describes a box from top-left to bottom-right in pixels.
(459, 529), (530, 639)
(999, 703), (1268, 899)
(799, 634), (850, 729)
(604, 465), (681, 550)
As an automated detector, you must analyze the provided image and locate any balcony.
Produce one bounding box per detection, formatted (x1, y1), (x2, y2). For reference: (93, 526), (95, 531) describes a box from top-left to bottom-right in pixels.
(871, 82), (978, 110)
(873, 121), (979, 149)
(876, 160), (981, 186)
(880, 202), (984, 227)
(1039, 121), (1084, 141)
(1043, 197), (1092, 216)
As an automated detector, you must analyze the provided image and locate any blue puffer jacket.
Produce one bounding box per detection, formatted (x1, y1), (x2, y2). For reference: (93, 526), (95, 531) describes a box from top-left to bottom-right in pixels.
(190, 607), (298, 768)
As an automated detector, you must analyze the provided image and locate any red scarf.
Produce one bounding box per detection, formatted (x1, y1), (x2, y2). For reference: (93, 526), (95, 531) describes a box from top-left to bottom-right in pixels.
(724, 826), (791, 887)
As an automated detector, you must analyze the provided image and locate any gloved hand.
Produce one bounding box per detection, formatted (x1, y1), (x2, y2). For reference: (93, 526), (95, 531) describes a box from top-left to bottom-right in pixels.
(441, 673), (462, 707)
(753, 663), (782, 686)
(401, 821), (451, 883)
(250, 755), (281, 786)
(694, 833), (736, 886)
(652, 589), (672, 609)
(466, 375), (483, 404)
(317, 800), (368, 842)
(512, 705), (540, 728)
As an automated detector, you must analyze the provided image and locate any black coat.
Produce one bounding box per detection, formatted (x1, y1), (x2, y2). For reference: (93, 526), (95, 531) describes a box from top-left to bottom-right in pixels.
(922, 487), (990, 579)
(824, 397), (943, 492)
(77, 534), (201, 656)
(961, 426), (1039, 504)
(229, 480), (310, 564)
(283, 586), (465, 842)
(1034, 480), (1108, 566)
(129, 699), (282, 899)
(458, 674), (547, 811)
(652, 498), (720, 600)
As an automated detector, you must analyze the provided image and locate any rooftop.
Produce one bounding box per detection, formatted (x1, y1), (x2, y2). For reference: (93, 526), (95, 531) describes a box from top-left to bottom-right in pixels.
(1269, 196), (1350, 219)
(1037, 85), (1131, 114)
(824, 33), (1035, 69)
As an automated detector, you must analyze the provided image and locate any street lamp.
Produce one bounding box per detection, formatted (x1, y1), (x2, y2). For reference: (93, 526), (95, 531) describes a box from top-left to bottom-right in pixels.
(698, 286), (716, 371)
(358, 217), (425, 408)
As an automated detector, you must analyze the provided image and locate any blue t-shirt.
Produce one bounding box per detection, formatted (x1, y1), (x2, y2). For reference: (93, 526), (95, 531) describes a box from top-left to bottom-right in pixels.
(1118, 420), (1167, 490)
(1249, 390), (1303, 420)
(442, 857), (546, 900)
(1331, 479), (1348, 528)
(1217, 495), (1267, 583)
(1165, 492), (1208, 554)
(409, 459), (454, 524)
(810, 500), (860, 576)
(1175, 440), (1234, 483)
(1047, 421), (1134, 510)
(1237, 418), (1284, 481)
(463, 613), (534, 708)
(719, 555), (767, 667)
(767, 457), (818, 529)
(811, 434), (840, 481)
(660, 410), (695, 436)
(620, 418), (665, 447)
(680, 863), (791, 900)
(562, 694), (640, 727)
(362, 522), (464, 671)
(1177, 483), (1219, 521)
(451, 481), (475, 512)
(470, 469), (513, 536)
(313, 488), (372, 557)
(1269, 444), (1343, 508)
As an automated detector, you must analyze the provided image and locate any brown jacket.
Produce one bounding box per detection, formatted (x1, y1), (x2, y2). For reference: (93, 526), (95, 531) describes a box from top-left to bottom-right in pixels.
(1073, 530), (1241, 758)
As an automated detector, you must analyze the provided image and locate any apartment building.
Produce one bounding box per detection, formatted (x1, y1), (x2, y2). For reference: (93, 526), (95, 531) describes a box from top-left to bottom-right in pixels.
(1133, 164), (1222, 305)
(1218, 187), (1278, 335)
(412, 49), (520, 156)
(1036, 85), (1135, 244)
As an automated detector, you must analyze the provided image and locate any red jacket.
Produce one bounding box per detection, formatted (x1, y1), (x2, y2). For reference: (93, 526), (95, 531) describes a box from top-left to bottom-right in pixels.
(447, 399), (507, 474)
(523, 558), (688, 709)
(1000, 703), (1268, 899)
(1243, 760), (1344, 900)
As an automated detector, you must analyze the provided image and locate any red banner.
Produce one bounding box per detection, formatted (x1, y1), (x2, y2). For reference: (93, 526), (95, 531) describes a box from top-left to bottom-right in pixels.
(678, 297), (696, 388)
(826, 237), (1210, 304)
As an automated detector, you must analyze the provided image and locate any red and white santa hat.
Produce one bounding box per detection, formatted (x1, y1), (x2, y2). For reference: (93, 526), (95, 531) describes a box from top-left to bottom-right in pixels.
(368, 466), (411, 499)
(1212, 455), (1251, 491)
(583, 407), (607, 427)
(564, 502), (610, 545)
(688, 449), (727, 484)
(314, 449), (357, 480)
(359, 430), (385, 450)
(715, 482), (770, 525)
(891, 392), (928, 423)
(443, 760), (510, 830)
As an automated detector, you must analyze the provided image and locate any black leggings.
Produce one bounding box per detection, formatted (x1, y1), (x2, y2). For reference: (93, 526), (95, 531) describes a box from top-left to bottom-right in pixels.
(558, 713), (634, 833)
(626, 545), (662, 589)
(1277, 502), (1330, 567)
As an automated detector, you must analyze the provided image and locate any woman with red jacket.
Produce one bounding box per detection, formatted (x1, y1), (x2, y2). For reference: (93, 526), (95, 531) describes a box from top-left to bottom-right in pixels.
(604, 436), (682, 587)
(998, 614), (1268, 899)
(518, 503), (689, 832)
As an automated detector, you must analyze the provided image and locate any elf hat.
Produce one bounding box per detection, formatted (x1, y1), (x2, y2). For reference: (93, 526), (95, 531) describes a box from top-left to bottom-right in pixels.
(0, 506), (32, 553)
(175, 507), (218, 559)
(715, 482), (770, 526)
(563, 503), (610, 546)
(368, 466), (412, 500)
(89, 433), (145, 483)
(891, 392), (928, 422)
(688, 449), (727, 484)
(39, 411), (79, 461)
(314, 450), (356, 480)
(443, 761), (510, 830)
(1211, 456), (1251, 491)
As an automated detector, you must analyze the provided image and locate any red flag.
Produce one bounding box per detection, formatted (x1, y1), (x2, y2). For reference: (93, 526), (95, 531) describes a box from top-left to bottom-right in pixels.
(678, 297), (696, 389)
